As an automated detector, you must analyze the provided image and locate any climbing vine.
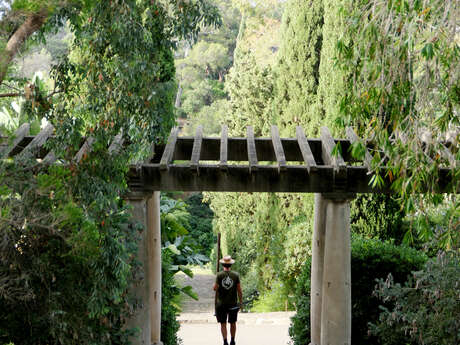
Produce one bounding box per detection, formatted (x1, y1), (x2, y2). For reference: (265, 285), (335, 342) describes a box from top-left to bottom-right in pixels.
(0, 0), (220, 343)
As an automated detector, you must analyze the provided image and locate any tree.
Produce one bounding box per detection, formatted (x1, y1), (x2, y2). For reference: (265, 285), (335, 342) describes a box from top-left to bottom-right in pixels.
(0, 0), (220, 343)
(336, 0), (459, 248)
(0, 0), (87, 86)
(273, 0), (323, 137)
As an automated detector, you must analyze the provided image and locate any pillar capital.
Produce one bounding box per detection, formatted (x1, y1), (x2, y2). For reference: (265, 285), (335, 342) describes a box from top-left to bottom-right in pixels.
(321, 192), (356, 203)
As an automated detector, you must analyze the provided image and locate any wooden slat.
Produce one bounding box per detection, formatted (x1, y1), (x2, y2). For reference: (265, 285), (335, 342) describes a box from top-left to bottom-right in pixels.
(271, 125), (287, 172)
(42, 151), (57, 165)
(320, 126), (346, 170)
(75, 137), (95, 163)
(219, 125), (228, 170)
(441, 144), (457, 168)
(296, 126), (317, 173)
(171, 137), (351, 163)
(18, 123), (54, 158)
(190, 125), (203, 172)
(160, 127), (179, 170)
(108, 132), (124, 155)
(1, 123), (30, 158)
(246, 126), (258, 172)
(144, 142), (156, 164)
(346, 127), (373, 170)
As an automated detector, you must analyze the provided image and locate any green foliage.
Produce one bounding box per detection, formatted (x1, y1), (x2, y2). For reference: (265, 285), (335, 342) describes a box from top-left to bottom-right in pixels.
(161, 251), (181, 345)
(251, 280), (294, 312)
(0, 160), (139, 344)
(185, 193), (215, 257)
(289, 237), (427, 345)
(402, 196), (460, 254)
(288, 253), (311, 345)
(161, 196), (209, 267)
(351, 194), (405, 243)
(370, 252), (460, 345)
(1, 1), (220, 344)
(159, 195), (211, 344)
(336, 0), (459, 240)
(184, 99), (230, 136)
(225, 49), (275, 136)
(274, 0), (324, 137)
(181, 79), (226, 118)
(174, 0), (240, 135)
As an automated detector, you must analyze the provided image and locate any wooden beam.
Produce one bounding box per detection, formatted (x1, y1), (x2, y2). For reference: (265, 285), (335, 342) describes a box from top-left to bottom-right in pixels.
(440, 144), (457, 168)
(1, 123), (30, 158)
(346, 127), (372, 170)
(320, 127), (346, 172)
(247, 126), (258, 173)
(18, 123), (54, 158)
(219, 125), (228, 171)
(42, 151), (57, 165)
(296, 126), (317, 173)
(75, 136), (95, 163)
(144, 142), (156, 164)
(160, 127), (179, 170)
(136, 164), (386, 193)
(131, 164), (455, 194)
(109, 132), (124, 155)
(271, 125), (287, 172)
(190, 125), (203, 172)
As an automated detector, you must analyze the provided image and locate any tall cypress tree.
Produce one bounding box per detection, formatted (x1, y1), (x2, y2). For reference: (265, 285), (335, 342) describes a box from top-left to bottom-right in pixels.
(274, 0), (324, 136)
(315, 0), (349, 136)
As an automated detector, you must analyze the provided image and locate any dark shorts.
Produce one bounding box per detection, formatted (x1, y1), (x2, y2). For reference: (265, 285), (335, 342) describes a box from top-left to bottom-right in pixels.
(215, 305), (239, 324)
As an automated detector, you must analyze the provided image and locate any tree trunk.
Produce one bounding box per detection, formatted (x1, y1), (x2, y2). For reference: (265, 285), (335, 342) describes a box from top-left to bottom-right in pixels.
(0, 9), (48, 86)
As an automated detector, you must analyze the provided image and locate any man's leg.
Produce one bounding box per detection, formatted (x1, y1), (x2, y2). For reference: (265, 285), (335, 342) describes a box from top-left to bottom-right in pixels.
(220, 322), (228, 344)
(230, 322), (236, 344)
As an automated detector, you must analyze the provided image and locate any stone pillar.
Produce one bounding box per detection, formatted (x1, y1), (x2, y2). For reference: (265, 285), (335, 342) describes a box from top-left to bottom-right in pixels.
(320, 195), (352, 345)
(147, 192), (163, 345)
(311, 193), (327, 345)
(126, 195), (151, 345)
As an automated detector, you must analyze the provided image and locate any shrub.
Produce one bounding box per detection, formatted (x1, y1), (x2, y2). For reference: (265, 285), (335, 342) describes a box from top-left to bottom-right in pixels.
(251, 280), (295, 313)
(289, 236), (427, 345)
(161, 252), (181, 345)
(370, 252), (460, 345)
(185, 193), (215, 257)
(351, 194), (405, 243)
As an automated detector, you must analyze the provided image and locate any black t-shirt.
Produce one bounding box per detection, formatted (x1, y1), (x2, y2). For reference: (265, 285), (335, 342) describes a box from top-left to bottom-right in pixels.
(216, 270), (240, 307)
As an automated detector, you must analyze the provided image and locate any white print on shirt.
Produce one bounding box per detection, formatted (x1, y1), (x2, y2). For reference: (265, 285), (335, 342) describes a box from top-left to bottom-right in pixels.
(222, 275), (234, 290)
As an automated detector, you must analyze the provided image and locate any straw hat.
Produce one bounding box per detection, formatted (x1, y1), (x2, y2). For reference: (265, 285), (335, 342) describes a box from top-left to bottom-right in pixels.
(219, 255), (235, 265)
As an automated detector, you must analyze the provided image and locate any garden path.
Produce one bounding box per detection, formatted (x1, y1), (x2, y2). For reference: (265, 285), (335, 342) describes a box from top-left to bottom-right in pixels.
(176, 268), (294, 345)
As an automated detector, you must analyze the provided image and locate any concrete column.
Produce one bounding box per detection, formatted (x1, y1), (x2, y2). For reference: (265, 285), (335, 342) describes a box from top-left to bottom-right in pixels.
(320, 197), (352, 345)
(126, 196), (151, 345)
(311, 193), (327, 345)
(147, 192), (163, 345)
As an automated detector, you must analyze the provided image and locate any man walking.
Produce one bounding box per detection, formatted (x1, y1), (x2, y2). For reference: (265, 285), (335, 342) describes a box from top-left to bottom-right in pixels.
(213, 255), (243, 345)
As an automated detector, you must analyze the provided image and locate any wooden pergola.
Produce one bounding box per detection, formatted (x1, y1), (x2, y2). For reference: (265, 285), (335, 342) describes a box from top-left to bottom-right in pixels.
(1, 123), (457, 345)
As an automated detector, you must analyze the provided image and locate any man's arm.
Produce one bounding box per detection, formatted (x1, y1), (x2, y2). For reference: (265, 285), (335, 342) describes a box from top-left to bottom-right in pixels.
(237, 283), (243, 307)
(213, 282), (218, 291)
